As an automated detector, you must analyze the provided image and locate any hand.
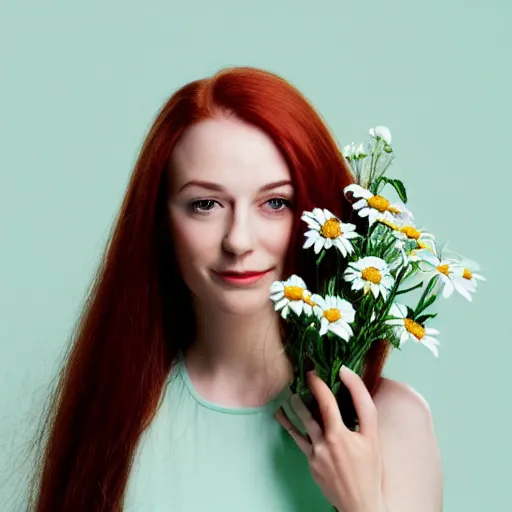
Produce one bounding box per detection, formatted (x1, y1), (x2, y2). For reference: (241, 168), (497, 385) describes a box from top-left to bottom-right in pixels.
(274, 366), (388, 512)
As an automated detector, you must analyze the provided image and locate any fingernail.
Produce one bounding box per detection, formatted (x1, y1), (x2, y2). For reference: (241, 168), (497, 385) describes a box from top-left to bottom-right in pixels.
(339, 365), (348, 376)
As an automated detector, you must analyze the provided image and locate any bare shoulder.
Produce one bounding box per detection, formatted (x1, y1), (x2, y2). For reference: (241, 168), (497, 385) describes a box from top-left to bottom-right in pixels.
(373, 377), (433, 420)
(372, 376), (437, 452)
(372, 377), (444, 511)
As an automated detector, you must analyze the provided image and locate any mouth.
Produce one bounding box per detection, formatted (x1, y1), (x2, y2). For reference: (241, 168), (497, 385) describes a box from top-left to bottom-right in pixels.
(211, 267), (275, 286)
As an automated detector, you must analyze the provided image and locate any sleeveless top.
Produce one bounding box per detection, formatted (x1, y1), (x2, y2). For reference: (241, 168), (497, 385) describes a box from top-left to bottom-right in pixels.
(123, 352), (333, 511)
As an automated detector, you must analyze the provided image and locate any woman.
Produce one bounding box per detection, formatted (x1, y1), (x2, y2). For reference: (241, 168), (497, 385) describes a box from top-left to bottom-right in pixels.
(28, 66), (443, 511)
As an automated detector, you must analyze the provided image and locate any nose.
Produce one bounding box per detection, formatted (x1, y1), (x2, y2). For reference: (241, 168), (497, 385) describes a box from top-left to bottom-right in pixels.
(222, 208), (255, 257)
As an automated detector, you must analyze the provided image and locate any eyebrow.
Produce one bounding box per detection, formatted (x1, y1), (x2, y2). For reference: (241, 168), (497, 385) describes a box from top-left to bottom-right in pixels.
(177, 179), (293, 194)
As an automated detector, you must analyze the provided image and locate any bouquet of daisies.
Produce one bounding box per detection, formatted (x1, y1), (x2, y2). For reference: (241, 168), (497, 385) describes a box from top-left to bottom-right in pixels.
(270, 126), (485, 432)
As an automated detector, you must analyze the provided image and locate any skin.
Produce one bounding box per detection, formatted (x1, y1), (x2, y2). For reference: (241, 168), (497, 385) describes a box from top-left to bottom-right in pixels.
(167, 114), (443, 511)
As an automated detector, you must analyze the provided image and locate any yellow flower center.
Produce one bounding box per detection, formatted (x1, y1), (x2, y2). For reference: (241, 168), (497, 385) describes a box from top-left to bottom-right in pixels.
(283, 285), (304, 301)
(323, 308), (342, 323)
(361, 266), (382, 284)
(367, 195), (390, 212)
(303, 292), (317, 307)
(404, 318), (425, 340)
(320, 218), (343, 239)
(400, 226), (421, 240)
(437, 264), (450, 276)
(417, 240), (434, 252)
(367, 195), (401, 214)
(379, 218), (400, 230)
(463, 268), (473, 280)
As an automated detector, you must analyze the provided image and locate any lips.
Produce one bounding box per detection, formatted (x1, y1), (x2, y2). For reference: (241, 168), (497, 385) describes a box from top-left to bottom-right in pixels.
(217, 270), (270, 277)
(212, 267), (274, 286)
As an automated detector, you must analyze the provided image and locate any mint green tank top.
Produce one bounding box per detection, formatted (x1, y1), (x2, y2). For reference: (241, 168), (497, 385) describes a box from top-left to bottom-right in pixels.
(123, 353), (333, 511)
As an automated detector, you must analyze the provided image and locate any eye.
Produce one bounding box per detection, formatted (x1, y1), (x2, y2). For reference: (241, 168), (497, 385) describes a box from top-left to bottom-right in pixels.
(190, 199), (218, 213)
(266, 197), (291, 211)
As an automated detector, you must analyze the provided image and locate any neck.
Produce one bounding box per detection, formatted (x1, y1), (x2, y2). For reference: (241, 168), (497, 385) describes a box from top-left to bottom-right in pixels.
(182, 303), (293, 406)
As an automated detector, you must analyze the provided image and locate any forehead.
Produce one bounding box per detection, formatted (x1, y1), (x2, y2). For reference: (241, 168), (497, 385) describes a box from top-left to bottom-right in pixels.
(168, 116), (292, 191)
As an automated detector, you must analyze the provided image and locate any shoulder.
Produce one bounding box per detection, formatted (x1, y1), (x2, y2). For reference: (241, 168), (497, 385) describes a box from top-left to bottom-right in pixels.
(372, 378), (444, 511)
(373, 377), (432, 421)
(373, 376), (436, 443)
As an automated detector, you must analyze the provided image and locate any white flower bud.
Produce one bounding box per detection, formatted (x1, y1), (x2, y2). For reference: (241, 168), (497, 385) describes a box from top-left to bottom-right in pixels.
(353, 142), (366, 158)
(369, 125), (392, 145)
(342, 143), (353, 158)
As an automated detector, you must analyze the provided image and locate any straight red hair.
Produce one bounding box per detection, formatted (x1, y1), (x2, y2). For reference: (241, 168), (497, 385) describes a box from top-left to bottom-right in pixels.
(27, 66), (392, 511)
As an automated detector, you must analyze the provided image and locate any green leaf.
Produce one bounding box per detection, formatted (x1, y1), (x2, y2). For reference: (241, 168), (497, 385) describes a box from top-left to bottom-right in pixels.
(330, 359), (343, 388)
(415, 294), (437, 315)
(415, 312), (438, 324)
(380, 177), (408, 203)
(395, 281), (424, 295)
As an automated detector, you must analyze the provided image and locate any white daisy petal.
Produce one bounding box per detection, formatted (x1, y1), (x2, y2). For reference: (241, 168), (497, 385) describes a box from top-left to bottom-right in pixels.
(422, 337), (440, 358)
(274, 298), (288, 311)
(368, 209), (380, 225)
(288, 300), (304, 316)
(334, 238), (347, 257)
(442, 280), (454, 298)
(329, 323), (351, 341)
(454, 281), (473, 301)
(303, 236), (316, 249)
(352, 198), (367, 210)
(314, 237), (324, 254)
(270, 282), (284, 293)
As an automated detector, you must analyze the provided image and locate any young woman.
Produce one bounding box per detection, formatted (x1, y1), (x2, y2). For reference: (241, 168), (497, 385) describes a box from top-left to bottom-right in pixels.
(28, 66), (443, 511)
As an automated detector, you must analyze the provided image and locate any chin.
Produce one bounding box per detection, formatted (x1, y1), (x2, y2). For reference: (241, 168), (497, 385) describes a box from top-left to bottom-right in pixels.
(211, 291), (274, 317)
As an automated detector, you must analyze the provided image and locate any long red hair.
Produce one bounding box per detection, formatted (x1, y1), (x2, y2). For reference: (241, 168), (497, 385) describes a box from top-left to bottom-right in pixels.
(27, 66), (391, 511)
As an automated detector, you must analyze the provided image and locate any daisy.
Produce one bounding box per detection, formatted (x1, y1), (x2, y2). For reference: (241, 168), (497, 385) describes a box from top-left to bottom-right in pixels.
(378, 218), (436, 269)
(343, 256), (395, 300)
(269, 275), (317, 319)
(439, 244), (486, 299)
(311, 295), (356, 341)
(415, 249), (469, 300)
(344, 184), (413, 226)
(450, 262), (486, 302)
(386, 303), (440, 357)
(369, 126), (392, 145)
(378, 217), (436, 251)
(301, 208), (359, 256)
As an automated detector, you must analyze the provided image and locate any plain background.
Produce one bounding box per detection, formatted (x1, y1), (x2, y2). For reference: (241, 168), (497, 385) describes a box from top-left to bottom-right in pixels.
(0, 1), (510, 510)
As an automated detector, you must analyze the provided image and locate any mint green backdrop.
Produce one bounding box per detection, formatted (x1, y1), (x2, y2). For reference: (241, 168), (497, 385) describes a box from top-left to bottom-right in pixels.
(0, 1), (509, 510)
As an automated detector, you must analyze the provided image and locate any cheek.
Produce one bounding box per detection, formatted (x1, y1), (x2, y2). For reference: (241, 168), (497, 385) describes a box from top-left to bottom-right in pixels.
(170, 218), (220, 271)
(261, 218), (293, 260)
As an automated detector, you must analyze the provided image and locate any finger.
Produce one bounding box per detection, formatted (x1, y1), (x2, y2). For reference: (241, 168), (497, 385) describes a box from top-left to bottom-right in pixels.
(274, 407), (313, 457)
(289, 394), (324, 444)
(339, 365), (378, 437)
(306, 370), (344, 434)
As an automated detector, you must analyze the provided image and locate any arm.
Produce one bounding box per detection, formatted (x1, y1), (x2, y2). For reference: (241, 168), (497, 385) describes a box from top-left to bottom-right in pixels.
(374, 379), (444, 512)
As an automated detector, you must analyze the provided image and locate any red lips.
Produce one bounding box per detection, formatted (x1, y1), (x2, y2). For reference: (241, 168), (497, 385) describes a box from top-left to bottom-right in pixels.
(217, 270), (269, 277)
(212, 268), (274, 286)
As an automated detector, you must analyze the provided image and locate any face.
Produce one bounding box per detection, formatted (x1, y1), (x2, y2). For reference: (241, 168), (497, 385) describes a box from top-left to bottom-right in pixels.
(167, 115), (294, 316)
